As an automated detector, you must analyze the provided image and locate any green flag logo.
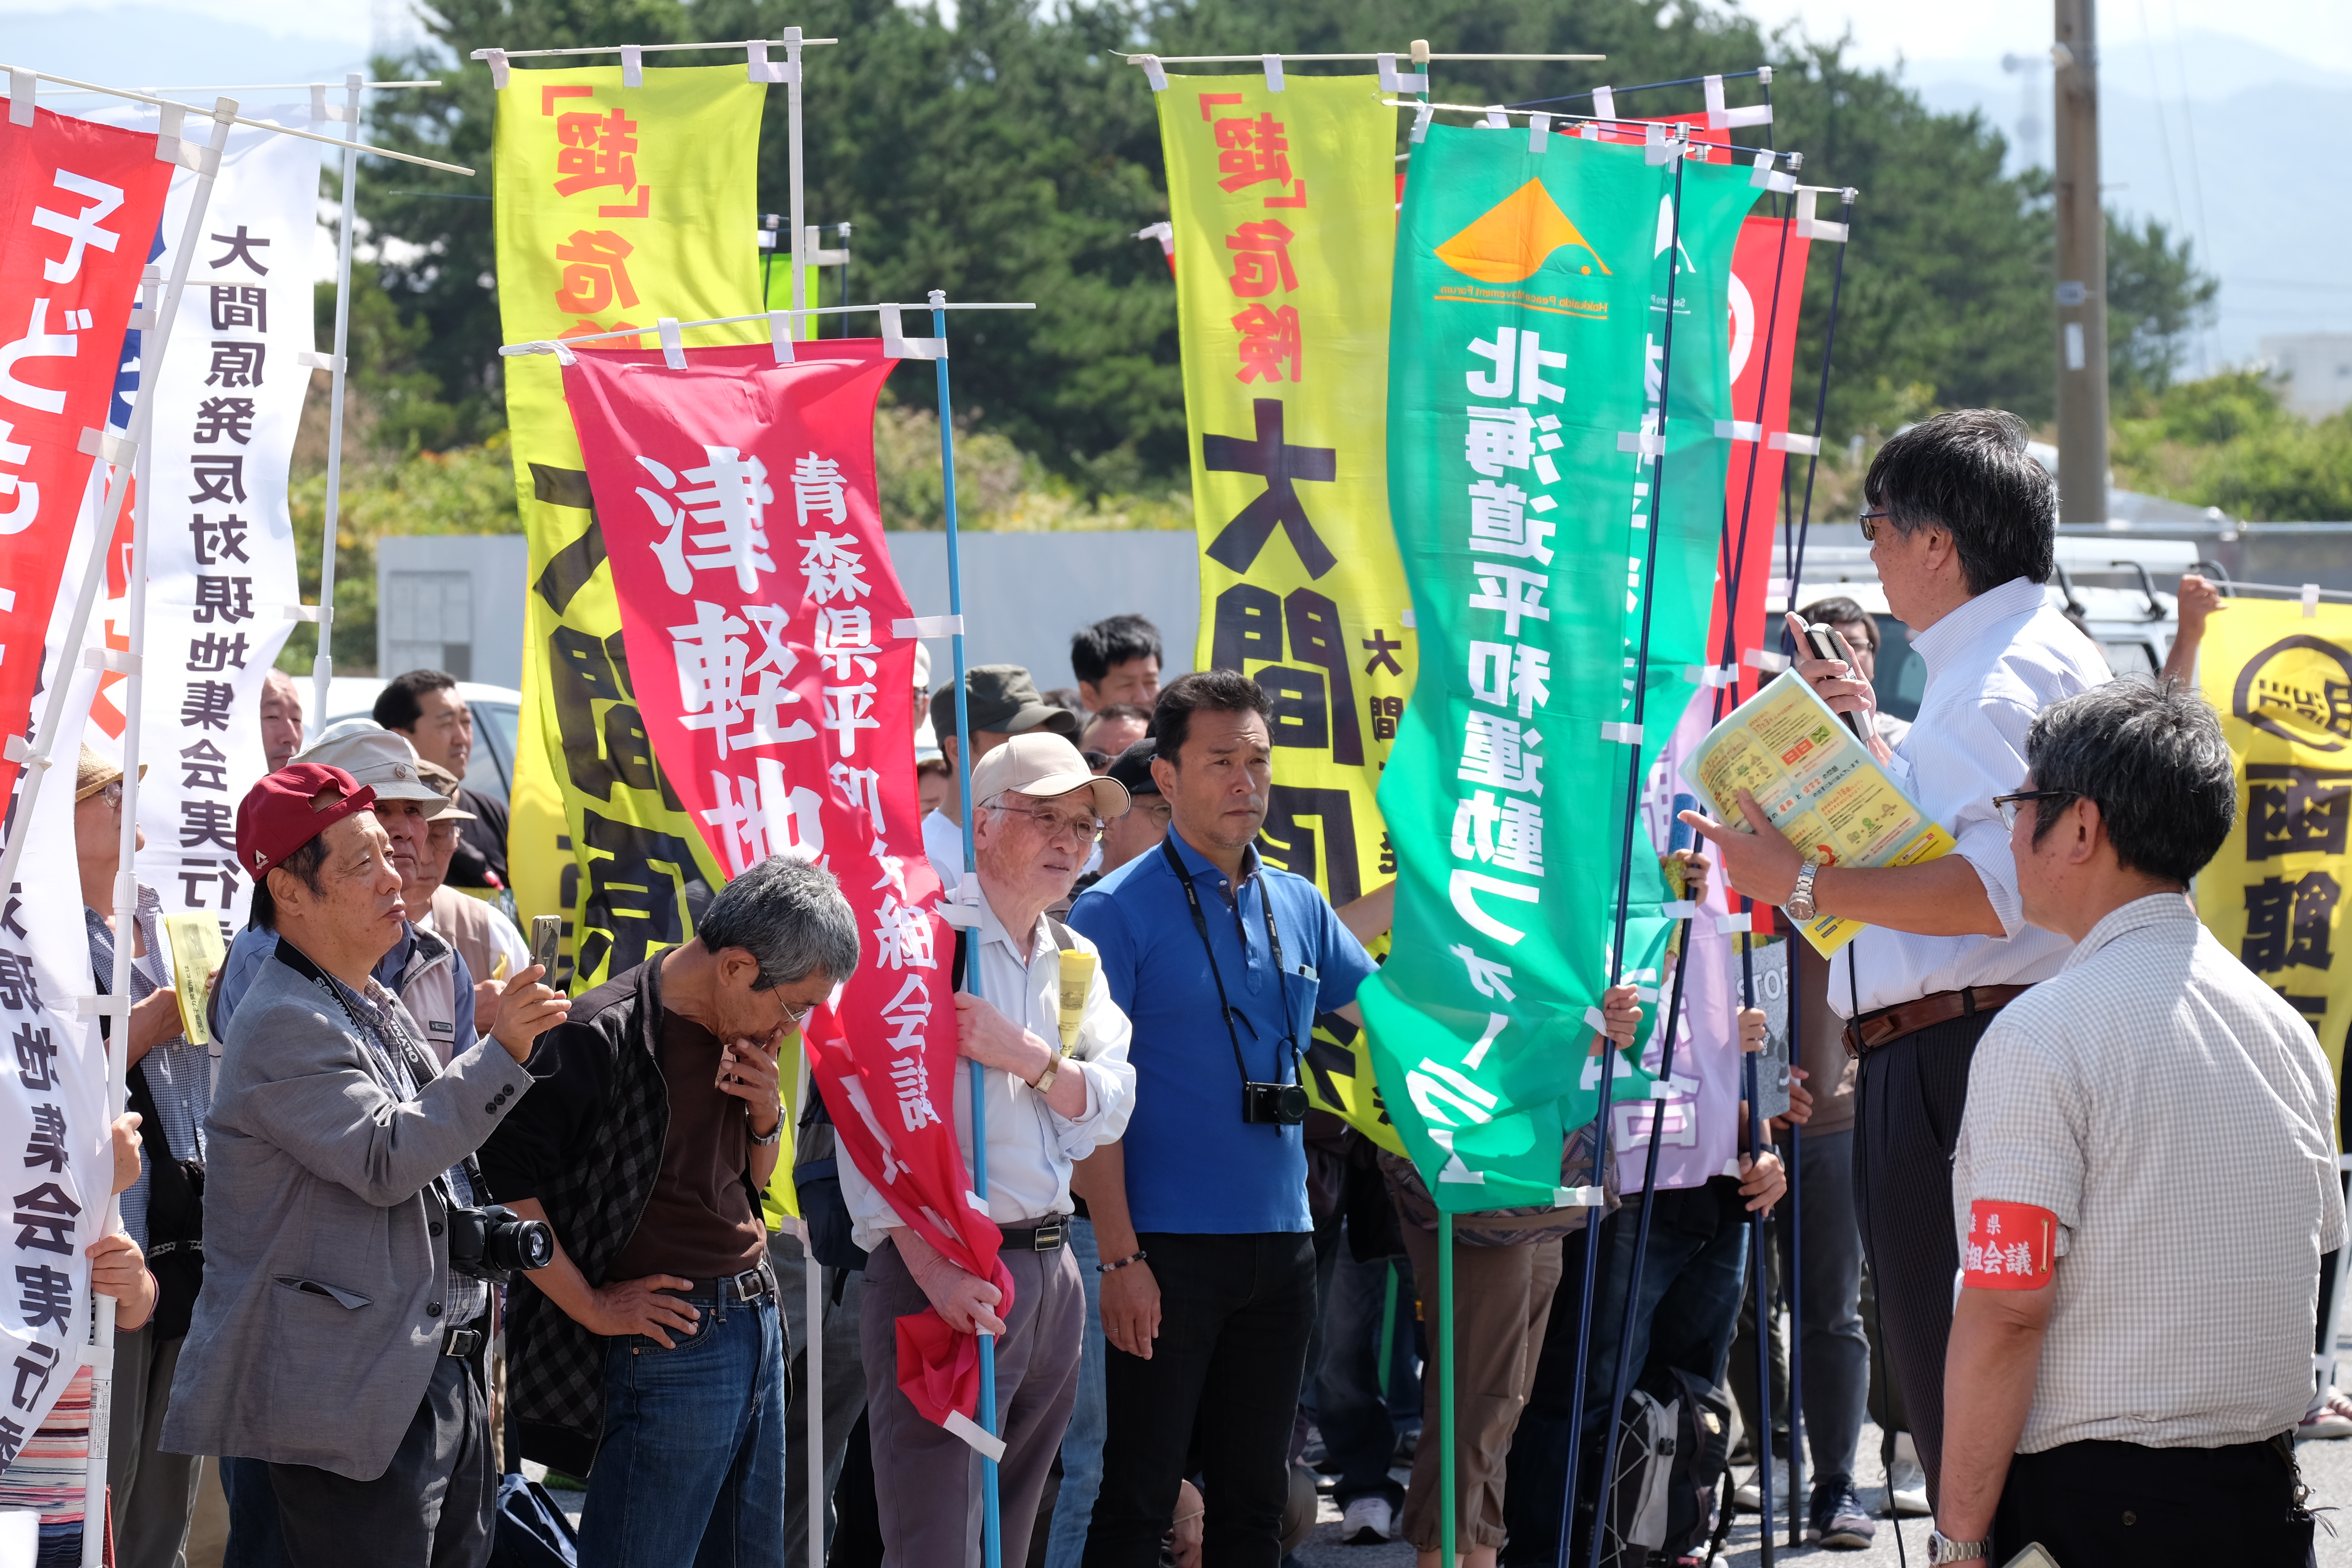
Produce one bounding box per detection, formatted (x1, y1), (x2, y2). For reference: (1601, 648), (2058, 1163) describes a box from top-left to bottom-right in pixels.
(1434, 178), (1614, 283)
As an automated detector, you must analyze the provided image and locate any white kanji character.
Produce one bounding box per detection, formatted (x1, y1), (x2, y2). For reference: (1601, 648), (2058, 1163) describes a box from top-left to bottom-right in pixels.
(1515, 327), (1567, 405)
(1510, 644), (1553, 717)
(635, 446), (776, 593)
(701, 757), (824, 874)
(1448, 944), (1517, 1001)
(1450, 790), (1502, 863)
(1467, 564), (1551, 636)
(670, 600), (752, 757)
(870, 846), (908, 895)
(792, 453), (848, 527)
(830, 761), (886, 834)
(800, 533), (871, 604)
(2004, 1241), (2035, 1276)
(1977, 1246), (2004, 1275)
(30, 171), (125, 284)
(819, 684), (881, 756)
(812, 604), (879, 680)
(1464, 404), (1533, 478)
(0, 298), (80, 416)
(1984, 1213), (2003, 1236)
(872, 895), (937, 970)
(733, 604), (814, 748)
(1966, 1242), (1984, 1271)
(889, 1054), (941, 1131)
(1467, 479), (1556, 564)
(1458, 713), (1544, 796)
(1492, 797), (1545, 876)
(1466, 330), (1518, 398)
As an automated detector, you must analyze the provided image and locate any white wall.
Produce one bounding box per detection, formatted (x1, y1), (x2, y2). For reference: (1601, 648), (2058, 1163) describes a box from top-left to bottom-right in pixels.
(376, 535), (529, 688)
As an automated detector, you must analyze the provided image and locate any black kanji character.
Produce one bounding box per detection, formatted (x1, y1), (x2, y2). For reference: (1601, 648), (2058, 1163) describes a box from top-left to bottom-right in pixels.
(189, 454), (246, 505)
(2242, 871), (2342, 973)
(191, 513), (249, 564)
(181, 798), (235, 851)
(12, 1183), (81, 1254)
(176, 858), (221, 907)
(1201, 398), (1337, 578)
(576, 811), (705, 984)
(207, 283), (265, 331)
(191, 396), (255, 445)
(20, 1106), (64, 1175)
(191, 577), (253, 625)
(1, 883), (22, 943)
(208, 225), (271, 274)
(180, 739), (228, 792)
(2246, 765), (2352, 863)
(0, 959), (41, 1017)
(187, 631), (249, 673)
(13, 1264), (70, 1330)
(1361, 629), (1406, 678)
(11, 1026), (53, 1092)
(7, 1341), (55, 1412)
(181, 680), (236, 732)
(0, 1416), (25, 1468)
(204, 342), (265, 389)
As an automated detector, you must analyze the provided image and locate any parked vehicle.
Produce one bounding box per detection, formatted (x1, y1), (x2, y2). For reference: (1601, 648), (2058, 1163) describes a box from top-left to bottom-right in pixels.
(314, 677), (523, 808)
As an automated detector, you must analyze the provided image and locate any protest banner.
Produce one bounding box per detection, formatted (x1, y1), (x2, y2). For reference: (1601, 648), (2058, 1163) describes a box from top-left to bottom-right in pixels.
(1363, 123), (1758, 1211)
(1157, 72), (1412, 1151)
(492, 63), (765, 988)
(2198, 600), (2352, 1079)
(0, 108), (172, 802)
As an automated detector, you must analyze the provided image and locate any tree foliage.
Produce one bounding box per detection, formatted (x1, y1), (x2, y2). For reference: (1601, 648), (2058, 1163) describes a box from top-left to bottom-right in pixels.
(355, 0), (2216, 489)
(2113, 371), (2352, 523)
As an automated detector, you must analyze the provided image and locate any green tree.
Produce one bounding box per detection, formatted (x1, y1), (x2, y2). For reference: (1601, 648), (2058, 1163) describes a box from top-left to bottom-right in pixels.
(2107, 212), (2218, 403)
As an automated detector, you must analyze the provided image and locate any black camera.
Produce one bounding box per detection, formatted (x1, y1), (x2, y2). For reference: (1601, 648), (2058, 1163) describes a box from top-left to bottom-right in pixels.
(446, 1203), (555, 1285)
(1241, 1081), (1310, 1126)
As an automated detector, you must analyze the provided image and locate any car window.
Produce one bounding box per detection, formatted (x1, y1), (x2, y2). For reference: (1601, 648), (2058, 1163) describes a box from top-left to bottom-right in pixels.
(2098, 640), (2157, 678)
(1872, 614), (1927, 722)
(466, 701), (519, 804)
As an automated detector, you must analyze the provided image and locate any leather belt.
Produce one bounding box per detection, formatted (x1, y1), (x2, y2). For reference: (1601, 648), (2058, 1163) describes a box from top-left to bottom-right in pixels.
(664, 1264), (776, 1305)
(1843, 984), (2031, 1058)
(1001, 1221), (1068, 1252)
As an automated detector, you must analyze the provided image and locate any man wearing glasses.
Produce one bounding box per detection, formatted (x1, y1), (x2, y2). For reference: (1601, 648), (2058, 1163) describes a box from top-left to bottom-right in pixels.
(1682, 409), (2108, 1528)
(843, 731), (1137, 1566)
(479, 857), (861, 1568)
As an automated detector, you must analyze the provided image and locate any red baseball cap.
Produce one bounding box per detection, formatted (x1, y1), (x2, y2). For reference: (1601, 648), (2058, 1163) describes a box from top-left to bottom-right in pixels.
(237, 764), (379, 878)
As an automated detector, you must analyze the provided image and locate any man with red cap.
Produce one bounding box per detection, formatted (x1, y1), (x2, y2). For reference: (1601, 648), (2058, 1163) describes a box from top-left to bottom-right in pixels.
(161, 764), (567, 1566)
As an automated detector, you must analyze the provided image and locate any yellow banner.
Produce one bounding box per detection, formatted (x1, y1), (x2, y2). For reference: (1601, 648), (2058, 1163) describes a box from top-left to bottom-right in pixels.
(2198, 600), (2352, 1081)
(1160, 74), (1412, 1150)
(493, 64), (764, 988)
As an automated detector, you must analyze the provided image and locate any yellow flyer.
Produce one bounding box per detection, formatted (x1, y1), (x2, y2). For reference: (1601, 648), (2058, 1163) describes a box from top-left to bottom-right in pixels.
(162, 912), (226, 1049)
(1679, 671), (1955, 956)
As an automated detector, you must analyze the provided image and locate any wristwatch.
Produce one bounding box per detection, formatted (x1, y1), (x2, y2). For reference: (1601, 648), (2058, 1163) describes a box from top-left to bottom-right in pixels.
(1926, 1531), (1989, 1564)
(1786, 860), (1822, 923)
(1030, 1051), (1063, 1096)
(747, 1112), (783, 1148)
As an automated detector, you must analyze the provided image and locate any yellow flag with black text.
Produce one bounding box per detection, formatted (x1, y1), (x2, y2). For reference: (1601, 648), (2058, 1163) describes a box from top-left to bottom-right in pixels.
(492, 64), (764, 988)
(2198, 600), (2352, 1079)
(1159, 74), (1411, 1150)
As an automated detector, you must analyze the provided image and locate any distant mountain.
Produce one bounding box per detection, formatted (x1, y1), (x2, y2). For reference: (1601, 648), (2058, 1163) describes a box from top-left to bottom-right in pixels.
(3, 4), (368, 94)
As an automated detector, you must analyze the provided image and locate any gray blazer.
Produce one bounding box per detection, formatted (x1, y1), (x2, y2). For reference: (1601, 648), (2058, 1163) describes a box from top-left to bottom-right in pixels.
(161, 944), (536, 1480)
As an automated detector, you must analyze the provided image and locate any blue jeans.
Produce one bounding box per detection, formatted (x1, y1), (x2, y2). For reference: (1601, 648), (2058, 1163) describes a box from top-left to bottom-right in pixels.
(1317, 1242), (1408, 1509)
(579, 1288), (787, 1568)
(1041, 1218), (1108, 1568)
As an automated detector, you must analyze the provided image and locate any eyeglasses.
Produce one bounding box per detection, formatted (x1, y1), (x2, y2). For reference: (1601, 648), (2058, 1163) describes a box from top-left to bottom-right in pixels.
(987, 802), (1106, 844)
(1857, 508), (1888, 541)
(1994, 789), (2076, 830)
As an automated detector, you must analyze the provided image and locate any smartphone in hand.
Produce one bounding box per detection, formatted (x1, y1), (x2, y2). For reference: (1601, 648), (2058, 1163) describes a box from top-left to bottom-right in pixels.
(1803, 622), (1872, 741)
(529, 916), (562, 987)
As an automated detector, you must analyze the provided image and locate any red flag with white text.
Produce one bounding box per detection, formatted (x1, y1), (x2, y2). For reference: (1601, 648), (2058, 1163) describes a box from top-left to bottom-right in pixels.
(559, 342), (1010, 1445)
(0, 108), (171, 791)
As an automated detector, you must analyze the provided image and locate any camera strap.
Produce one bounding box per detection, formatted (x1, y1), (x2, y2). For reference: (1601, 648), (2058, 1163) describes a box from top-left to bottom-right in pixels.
(1158, 836), (1303, 1094)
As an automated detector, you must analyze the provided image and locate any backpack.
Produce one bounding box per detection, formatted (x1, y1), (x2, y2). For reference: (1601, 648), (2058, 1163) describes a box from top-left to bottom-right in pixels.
(1598, 1366), (1734, 1567)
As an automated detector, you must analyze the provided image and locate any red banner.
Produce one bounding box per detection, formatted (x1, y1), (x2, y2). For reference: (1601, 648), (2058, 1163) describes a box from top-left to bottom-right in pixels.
(558, 342), (1008, 1437)
(1709, 214), (1812, 705)
(0, 108), (171, 791)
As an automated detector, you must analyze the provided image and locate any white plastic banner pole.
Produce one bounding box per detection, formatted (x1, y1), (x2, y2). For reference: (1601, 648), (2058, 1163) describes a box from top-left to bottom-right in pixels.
(77, 97), (238, 1568)
(312, 71), (363, 729)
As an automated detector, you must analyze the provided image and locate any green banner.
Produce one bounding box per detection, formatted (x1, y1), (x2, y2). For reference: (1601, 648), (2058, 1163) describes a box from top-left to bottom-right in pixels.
(1361, 127), (1760, 1211)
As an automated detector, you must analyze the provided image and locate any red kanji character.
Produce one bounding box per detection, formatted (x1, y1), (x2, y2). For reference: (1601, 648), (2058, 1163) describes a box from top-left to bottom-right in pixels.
(553, 230), (639, 315)
(1232, 304), (1302, 383)
(1215, 112), (1292, 193)
(1225, 220), (1298, 297)
(553, 107), (639, 198)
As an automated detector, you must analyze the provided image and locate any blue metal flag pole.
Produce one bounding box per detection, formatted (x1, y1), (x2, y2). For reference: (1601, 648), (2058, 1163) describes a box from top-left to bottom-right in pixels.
(932, 287), (1005, 1568)
(1740, 922), (1775, 1568)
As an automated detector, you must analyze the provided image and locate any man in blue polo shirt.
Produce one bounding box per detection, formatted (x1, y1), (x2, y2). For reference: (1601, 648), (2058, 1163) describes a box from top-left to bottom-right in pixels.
(1069, 670), (1376, 1568)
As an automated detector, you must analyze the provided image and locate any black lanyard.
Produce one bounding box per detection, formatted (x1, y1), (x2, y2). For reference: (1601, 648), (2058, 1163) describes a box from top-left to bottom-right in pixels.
(1159, 835), (1302, 1091)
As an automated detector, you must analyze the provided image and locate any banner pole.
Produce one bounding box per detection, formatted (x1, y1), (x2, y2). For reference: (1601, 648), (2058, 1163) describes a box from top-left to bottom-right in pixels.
(1440, 1210), (1456, 1566)
(1740, 924), (1775, 1568)
(1569, 132), (1692, 1568)
(75, 96), (240, 1568)
(931, 288), (1003, 1568)
(1783, 191), (1855, 605)
(311, 71), (362, 726)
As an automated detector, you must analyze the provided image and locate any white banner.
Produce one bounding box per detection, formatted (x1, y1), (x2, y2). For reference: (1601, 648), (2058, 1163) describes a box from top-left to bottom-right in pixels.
(0, 667), (112, 1462)
(77, 107), (311, 942)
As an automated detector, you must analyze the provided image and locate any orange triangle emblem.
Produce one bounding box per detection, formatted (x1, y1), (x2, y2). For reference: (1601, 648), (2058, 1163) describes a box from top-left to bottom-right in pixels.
(1434, 179), (1612, 284)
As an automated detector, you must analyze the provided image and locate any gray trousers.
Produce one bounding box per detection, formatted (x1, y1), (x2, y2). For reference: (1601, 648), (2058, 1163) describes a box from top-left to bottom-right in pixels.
(860, 1238), (1084, 1568)
(772, 1229), (868, 1567)
(107, 1324), (202, 1568)
(267, 1348), (496, 1568)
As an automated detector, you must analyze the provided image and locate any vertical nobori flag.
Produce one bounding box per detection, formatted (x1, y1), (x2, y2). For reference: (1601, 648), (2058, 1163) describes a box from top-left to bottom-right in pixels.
(2198, 600), (2352, 1082)
(1157, 73), (1412, 1149)
(1363, 126), (1757, 1210)
(492, 64), (765, 988)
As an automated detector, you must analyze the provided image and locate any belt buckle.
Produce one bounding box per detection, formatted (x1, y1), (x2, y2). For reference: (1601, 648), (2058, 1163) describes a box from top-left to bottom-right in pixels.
(732, 1267), (766, 1301)
(1031, 1222), (1066, 1251)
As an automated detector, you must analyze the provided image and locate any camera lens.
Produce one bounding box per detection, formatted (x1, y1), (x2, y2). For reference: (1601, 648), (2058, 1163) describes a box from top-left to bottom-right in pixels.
(1276, 1084), (1311, 1124)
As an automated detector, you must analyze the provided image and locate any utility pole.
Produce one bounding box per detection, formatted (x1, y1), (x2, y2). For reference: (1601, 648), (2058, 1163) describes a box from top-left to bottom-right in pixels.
(2053, 0), (2109, 523)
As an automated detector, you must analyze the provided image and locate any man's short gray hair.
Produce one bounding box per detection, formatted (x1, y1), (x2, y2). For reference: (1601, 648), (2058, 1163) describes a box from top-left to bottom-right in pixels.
(698, 856), (861, 989)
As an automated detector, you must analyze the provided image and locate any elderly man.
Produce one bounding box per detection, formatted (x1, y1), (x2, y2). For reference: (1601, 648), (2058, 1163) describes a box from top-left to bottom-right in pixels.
(375, 670), (510, 894)
(413, 760), (531, 1035)
(848, 732), (1135, 1567)
(923, 665), (1082, 881)
(483, 857), (858, 1568)
(259, 669), (306, 773)
(1929, 683), (2343, 1567)
(162, 764), (566, 1565)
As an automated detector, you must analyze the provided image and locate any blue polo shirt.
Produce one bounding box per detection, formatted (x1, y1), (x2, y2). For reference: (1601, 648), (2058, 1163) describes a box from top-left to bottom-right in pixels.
(1069, 832), (1376, 1235)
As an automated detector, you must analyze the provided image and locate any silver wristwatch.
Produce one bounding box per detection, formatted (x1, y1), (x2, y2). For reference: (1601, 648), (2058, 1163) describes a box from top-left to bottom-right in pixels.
(1786, 860), (1822, 922)
(748, 1113), (783, 1148)
(1926, 1531), (1989, 1564)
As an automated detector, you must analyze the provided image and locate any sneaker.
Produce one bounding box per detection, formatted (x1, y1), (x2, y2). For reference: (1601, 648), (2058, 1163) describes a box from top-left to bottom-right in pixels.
(1809, 1481), (1877, 1550)
(1732, 1458), (1789, 1513)
(1884, 1432), (1930, 1517)
(1299, 1422), (1329, 1469)
(2299, 1386), (2352, 1441)
(1340, 1496), (1395, 1545)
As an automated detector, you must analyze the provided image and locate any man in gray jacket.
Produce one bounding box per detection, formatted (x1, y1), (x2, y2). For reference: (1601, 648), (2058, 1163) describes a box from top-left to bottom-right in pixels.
(163, 763), (566, 1565)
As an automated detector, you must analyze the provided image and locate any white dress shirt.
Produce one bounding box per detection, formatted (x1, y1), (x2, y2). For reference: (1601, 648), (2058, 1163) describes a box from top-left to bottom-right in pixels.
(923, 808), (969, 890)
(1832, 577), (2109, 1016)
(840, 892), (1136, 1251)
(1953, 894), (2345, 1451)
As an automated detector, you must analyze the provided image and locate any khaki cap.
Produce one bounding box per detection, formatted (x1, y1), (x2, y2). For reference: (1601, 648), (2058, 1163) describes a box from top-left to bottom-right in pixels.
(970, 731), (1130, 821)
(292, 728), (467, 818)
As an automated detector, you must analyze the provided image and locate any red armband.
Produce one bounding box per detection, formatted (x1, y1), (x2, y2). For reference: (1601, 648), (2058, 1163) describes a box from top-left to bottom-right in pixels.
(1963, 1199), (2057, 1289)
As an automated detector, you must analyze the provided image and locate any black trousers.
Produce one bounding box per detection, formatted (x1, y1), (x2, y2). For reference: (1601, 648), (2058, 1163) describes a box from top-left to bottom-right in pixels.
(1082, 1231), (1316, 1568)
(268, 1344), (495, 1568)
(1994, 1437), (2314, 1567)
(1852, 1006), (1998, 1515)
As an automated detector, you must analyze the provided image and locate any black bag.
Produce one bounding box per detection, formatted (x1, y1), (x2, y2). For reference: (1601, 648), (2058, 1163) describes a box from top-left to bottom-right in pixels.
(1652, 1366), (1734, 1564)
(125, 1065), (204, 1341)
(490, 1471), (579, 1566)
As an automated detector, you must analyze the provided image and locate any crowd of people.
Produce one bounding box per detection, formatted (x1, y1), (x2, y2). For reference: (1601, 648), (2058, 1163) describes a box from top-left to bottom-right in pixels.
(2, 408), (2343, 1568)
